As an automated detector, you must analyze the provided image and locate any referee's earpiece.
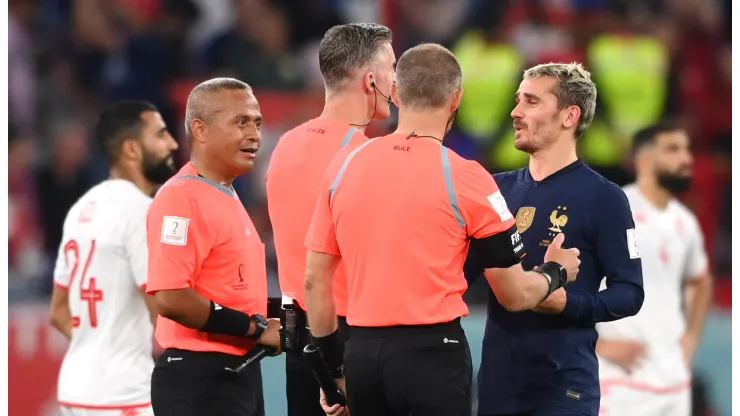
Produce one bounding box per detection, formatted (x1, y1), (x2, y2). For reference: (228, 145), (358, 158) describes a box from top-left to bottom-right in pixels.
(370, 79), (393, 107)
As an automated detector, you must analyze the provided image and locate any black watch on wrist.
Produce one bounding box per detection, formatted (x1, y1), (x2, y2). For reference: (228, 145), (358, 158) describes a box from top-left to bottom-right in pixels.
(248, 314), (268, 340)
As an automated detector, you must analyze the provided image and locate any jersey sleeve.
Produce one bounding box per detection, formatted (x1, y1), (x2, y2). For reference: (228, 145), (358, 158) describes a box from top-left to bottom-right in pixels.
(125, 199), (151, 290)
(304, 178), (340, 256)
(304, 148), (352, 256)
(456, 161), (515, 239)
(53, 230), (72, 289)
(146, 184), (214, 294)
(683, 215), (709, 280)
(562, 183), (644, 324)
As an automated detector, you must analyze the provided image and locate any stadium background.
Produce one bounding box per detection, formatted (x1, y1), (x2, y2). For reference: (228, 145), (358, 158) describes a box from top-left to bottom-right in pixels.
(7, 0), (731, 415)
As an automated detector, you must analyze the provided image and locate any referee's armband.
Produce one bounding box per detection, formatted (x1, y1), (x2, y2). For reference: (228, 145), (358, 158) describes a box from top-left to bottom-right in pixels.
(200, 300), (253, 338)
(469, 225), (524, 269)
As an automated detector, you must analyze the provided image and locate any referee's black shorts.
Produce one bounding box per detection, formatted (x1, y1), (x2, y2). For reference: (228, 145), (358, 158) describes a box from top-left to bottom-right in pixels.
(345, 318), (472, 416)
(151, 348), (264, 416)
(285, 308), (350, 416)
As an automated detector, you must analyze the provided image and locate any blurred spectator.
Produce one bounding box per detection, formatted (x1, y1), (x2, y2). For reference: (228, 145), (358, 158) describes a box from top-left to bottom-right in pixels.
(201, 0), (304, 90)
(34, 119), (94, 271)
(394, 0), (472, 51)
(9, 0), (39, 131)
(9, 127), (45, 280)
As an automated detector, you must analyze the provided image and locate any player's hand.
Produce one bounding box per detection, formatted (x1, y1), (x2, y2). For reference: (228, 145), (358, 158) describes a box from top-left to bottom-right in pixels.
(533, 288), (567, 313)
(257, 318), (283, 354)
(680, 334), (698, 368)
(320, 378), (348, 415)
(544, 233), (580, 283)
(599, 339), (646, 373)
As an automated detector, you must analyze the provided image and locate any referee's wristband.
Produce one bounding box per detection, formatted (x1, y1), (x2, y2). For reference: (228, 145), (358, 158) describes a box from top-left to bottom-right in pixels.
(312, 329), (345, 379)
(534, 261), (566, 299)
(200, 300), (252, 337)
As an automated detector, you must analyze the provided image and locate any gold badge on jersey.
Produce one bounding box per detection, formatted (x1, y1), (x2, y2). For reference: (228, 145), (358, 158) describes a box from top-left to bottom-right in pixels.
(539, 206), (569, 247)
(515, 207), (536, 233)
(548, 206), (568, 233)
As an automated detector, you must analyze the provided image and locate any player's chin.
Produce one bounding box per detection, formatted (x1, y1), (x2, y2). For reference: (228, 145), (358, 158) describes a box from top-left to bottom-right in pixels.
(235, 152), (257, 171)
(513, 136), (535, 153)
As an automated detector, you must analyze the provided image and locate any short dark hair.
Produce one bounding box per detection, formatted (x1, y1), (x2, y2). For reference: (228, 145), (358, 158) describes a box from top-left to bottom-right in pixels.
(184, 77), (252, 140)
(318, 23), (392, 90)
(94, 101), (159, 164)
(631, 121), (683, 155)
(396, 43), (462, 109)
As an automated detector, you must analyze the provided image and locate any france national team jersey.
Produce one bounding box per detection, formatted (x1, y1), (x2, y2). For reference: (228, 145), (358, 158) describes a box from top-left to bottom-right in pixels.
(466, 160), (644, 415)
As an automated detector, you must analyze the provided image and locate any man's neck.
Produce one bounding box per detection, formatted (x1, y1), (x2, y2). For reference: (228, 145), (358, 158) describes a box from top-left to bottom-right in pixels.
(528, 139), (578, 181)
(394, 107), (450, 143)
(320, 89), (372, 132)
(110, 165), (155, 196)
(190, 155), (235, 186)
(636, 176), (672, 210)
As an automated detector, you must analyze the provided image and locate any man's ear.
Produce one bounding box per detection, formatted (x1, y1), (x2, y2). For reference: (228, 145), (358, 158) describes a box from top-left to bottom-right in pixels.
(451, 88), (464, 112)
(121, 139), (141, 161)
(391, 82), (400, 107)
(562, 105), (581, 130)
(363, 72), (375, 94)
(191, 119), (207, 144)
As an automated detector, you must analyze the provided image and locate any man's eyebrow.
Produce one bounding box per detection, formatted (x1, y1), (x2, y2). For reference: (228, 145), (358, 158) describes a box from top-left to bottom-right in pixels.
(234, 113), (263, 122)
(521, 92), (540, 101)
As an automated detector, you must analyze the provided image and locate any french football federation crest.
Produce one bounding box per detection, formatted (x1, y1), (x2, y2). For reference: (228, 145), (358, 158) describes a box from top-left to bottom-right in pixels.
(515, 207), (536, 233)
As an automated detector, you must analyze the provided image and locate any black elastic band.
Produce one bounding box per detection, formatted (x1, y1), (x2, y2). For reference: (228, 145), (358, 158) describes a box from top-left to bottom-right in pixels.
(534, 261), (565, 300)
(200, 300), (252, 337)
(311, 329), (344, 377)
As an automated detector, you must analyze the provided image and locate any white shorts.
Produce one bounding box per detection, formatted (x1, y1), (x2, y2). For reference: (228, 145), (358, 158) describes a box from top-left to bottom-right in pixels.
(599, 382), (691, 416)
(60, 405), (154, 416)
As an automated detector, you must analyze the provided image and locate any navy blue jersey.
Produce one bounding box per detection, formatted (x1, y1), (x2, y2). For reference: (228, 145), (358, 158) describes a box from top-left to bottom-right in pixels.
(466, 160), (644, 416)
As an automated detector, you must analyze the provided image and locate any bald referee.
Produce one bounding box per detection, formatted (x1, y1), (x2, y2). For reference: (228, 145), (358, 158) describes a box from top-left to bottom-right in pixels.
(303, 44), (581, 416)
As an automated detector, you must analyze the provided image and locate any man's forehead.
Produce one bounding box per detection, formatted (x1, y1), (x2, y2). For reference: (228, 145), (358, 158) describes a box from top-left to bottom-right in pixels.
(517, 77), (557, 96)
(656, 130), (689, 146)
(141, 110), (165, 127)
(214, 89), (261, 114)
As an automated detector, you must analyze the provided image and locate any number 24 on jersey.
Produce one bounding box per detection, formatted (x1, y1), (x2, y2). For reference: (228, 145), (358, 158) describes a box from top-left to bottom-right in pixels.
(63, 239), (104, 328)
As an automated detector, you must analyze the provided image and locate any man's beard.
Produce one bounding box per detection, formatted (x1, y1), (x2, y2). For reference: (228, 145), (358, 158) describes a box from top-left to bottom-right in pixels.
(142, 151), (177, 185)
(657, 171), (692, 194)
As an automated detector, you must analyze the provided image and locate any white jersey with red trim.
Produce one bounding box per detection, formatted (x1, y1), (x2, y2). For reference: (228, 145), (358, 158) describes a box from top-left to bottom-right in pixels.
(596, 184), (708, 388)
(53, 179), (154, 408)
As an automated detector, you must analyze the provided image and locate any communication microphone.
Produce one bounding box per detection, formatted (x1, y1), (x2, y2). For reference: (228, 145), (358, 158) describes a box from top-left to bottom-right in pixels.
(371, 80), (393, 106)
(303, 344), (347, 406)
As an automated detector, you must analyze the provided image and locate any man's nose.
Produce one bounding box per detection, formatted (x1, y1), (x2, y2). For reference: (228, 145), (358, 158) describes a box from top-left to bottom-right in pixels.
(167, 133), (179, 150)
(511, 103), (523, 120)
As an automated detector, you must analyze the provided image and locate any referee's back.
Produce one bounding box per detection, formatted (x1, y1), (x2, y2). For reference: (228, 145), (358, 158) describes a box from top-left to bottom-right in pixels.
(313, 133), (510, 327)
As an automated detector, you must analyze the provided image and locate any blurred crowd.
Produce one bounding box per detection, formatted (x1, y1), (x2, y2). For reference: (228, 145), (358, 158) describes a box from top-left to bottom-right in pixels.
(8, 0), (732, 303)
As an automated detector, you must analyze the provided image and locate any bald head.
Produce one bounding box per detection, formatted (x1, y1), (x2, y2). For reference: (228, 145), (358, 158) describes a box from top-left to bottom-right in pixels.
(395, 43), (462, 110)
(184, 78), (253, 140)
